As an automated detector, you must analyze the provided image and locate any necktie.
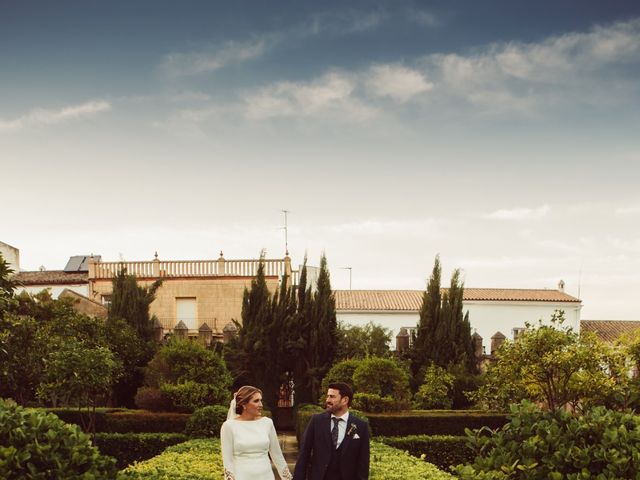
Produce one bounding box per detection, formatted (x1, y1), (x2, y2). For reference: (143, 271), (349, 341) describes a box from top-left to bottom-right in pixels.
(331, 417), (341, 448)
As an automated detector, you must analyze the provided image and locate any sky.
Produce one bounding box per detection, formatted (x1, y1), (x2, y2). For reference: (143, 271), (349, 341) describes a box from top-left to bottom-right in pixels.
(2, 0), (640, 320)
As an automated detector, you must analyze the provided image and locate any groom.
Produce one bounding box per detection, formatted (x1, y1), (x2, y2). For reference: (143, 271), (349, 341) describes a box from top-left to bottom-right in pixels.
(293, 382), (370, 480)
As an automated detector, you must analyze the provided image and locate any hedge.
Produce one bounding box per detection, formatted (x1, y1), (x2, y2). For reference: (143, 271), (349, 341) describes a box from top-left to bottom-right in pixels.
(119, 438), (454, 479)
(379, 434), (473, 470)
(47, 408), (190, 433)
(94, 432), (189, 469)
(366, 410), (508, 436)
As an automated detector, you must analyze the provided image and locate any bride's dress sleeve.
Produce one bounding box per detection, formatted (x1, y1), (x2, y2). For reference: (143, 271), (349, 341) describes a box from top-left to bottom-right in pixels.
(220, 421), (236, 480)
(268, 418), (293, 480)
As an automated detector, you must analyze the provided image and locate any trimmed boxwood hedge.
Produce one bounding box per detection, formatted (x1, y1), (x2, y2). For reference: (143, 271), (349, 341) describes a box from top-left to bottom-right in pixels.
(366, 410), (508, 436)
(95, 432), (189, 468)
(119, 438), (455, 479)
(379, 434), (474, 470)
(47, 408), (190, 433)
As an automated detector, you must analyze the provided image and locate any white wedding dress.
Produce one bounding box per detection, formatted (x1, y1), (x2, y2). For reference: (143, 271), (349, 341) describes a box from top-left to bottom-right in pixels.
(221, 416), (292, 480)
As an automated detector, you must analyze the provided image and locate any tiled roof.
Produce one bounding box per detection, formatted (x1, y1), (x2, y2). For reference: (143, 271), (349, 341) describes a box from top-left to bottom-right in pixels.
(335, 288), (580, 311)
(13, 270), (88, 286)
(580, 320), (640, 343)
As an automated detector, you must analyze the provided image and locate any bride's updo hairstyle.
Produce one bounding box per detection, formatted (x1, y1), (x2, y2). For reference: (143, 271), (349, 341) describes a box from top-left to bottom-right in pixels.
(235, 385), (262, 414)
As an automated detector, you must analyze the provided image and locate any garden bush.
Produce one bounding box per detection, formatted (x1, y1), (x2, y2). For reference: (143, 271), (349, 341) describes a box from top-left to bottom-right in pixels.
(379, 434), (473, 470)
(0, 398), (117, 479)
(104, 410), (190, 433)
(134, 387), (173, 412)
(366, 410), (508, 436)
(414, 365), (454, 409)
(353, 392), (396, 413)
(369, 441), (455, 479)
(352, 357), (411, 410)
(455, 400), (640, 479)
(119, 438), (454, 479)
(94, 432), (188, 468)
(118, 438), (224, 479)
(320, 358), (361, 395)
(185, 405), (228, 438)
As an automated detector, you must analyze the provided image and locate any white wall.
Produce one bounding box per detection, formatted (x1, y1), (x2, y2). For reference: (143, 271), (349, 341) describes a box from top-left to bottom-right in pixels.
(0, 242), (20, 272)
(16, 284), (90, 299)
(338, 301), (581, 352)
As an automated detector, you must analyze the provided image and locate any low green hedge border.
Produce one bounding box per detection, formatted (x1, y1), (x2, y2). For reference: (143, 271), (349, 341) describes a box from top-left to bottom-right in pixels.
(366, 410), (508, 436)
(47, 409), (190, 433)
(95, 433), (189, 469)
(119, 438), (455, 479)
(378, 434), (473, 470)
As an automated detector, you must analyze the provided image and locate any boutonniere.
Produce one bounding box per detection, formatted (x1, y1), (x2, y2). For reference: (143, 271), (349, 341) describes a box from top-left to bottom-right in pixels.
(347, 423), (358, 437)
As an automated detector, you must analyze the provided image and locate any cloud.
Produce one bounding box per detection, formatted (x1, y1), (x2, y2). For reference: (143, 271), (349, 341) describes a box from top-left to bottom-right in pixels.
(304, 10), (386, 36)
(483, 204), (550, 221)
(243, 71), (377, 121)
(365, 64), (433, 102)
(616, 205), (640, 215)
(426, 17), (640, 113)
(0, 100), (111, 132)
(407, 9), (440, 28)
(324, 218), (442, 235)
(162, 38), (269, 77)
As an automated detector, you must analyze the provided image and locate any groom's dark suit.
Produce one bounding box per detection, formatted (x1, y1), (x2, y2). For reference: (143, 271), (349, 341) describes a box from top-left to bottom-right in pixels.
(293, 411), (370, 480)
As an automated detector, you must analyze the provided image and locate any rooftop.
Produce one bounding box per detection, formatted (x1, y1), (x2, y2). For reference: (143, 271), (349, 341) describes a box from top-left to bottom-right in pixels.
(13, 270), (89, 286)
(334, 288), (580, 311)
(580, 320), (640, 343)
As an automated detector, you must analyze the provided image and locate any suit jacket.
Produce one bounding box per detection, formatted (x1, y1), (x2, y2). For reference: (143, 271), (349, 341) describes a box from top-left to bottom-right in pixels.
(293, 411), (370, 480)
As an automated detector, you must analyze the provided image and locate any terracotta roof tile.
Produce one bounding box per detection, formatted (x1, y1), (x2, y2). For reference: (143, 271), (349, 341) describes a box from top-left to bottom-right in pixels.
(335, 288), (580, 311)
(13, 270), (88, 286)
(580, 320), (640, 343)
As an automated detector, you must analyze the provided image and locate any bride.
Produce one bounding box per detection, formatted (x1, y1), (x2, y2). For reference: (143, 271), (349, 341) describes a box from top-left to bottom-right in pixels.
(221, 385), (292, 480)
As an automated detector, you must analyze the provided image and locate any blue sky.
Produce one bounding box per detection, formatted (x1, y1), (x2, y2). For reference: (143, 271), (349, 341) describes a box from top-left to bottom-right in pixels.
(2, 1), (640, 320)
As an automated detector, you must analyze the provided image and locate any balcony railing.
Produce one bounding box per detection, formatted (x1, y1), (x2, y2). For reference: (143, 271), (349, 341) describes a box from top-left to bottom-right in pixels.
(89, 256), (297, 284)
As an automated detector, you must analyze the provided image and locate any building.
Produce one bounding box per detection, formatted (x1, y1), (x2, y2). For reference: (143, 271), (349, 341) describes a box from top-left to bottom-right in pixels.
(580, 320), (640, 343)
(0, 241), (20, 272)
(87, 252), (297, 340)
(335, 282), (581, 352)
(12, 255), (97, 299)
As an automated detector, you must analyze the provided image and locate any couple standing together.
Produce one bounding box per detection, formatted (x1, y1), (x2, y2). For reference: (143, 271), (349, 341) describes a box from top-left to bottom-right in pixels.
(221, 382), (370, 480)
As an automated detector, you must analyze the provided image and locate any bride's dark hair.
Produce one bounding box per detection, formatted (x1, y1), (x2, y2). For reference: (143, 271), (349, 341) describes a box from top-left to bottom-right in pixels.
(235, 385), (262, 414)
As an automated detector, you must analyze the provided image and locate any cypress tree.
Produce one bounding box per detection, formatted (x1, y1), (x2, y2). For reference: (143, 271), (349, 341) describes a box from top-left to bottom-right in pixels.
(307, 253), (337, 401)
(412, 256), (475, 377)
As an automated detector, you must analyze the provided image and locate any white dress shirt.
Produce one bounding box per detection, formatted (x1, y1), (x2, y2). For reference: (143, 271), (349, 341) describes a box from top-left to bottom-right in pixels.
(330, 411), (350, 448)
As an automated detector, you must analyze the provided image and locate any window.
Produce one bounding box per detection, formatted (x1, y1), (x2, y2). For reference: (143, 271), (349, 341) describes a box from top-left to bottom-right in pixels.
(102, 295), (112, 308)
(512, 327), (526, 341)
(176, 298), (197, 330)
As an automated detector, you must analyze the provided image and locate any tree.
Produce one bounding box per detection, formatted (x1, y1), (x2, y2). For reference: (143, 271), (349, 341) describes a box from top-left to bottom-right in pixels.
(107, 268), (161, 406)
(336, 321), (392, 360)
(37, 340), (120, 435)
(109, 267), (162, 342)
(412, 255), (476, 379)
(306, 253), (338, 401)
(473, 311), (615, 411)
(0, 253), (16, 317)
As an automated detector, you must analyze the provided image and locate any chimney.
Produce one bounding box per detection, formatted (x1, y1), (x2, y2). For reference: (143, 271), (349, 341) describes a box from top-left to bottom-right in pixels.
(558, 279), (565, 292)
(490, 331), (506, 356)
(396, 328), (410, 352)
(471, 331), (483, 358)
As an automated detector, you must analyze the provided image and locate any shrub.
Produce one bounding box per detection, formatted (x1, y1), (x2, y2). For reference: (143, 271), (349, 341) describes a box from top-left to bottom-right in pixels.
(379, 434), (473, 470)
(320, 358), (361, 399)
(295, 404), (324, 442)
(185, 405), (228, 438)
(94, 432), (188, 468)
(134, 387), (174, 412)
(365, 410), (509, 436)
(119, 438), (224, 479)
(414, 365), (454, 410)
(0, 398), (117, 479)
(455, 400), (640, 479)
(120, 438), (454, 479)
(369, 441), (455, 479)
(143, 338), (232, 411)
(352, 357), (411, 410)
(104, 410), (190, 433)
(353, 392), (396, 413)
